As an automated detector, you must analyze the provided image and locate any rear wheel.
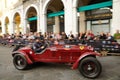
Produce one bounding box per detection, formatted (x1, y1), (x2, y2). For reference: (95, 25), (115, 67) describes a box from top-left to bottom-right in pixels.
(78, 57), (102, 79)
(13, 54), (28, 70)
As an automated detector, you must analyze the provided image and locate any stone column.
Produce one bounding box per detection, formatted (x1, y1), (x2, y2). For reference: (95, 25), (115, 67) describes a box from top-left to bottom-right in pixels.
(9, 20), (14, 34)
(2, 20), (6, 34)
(79, 12), (86, 33)
(22, 17), (27, 34)
(40, 0), (47, 34)
(37, 15), (40, 32)
(64, 0), (73, 35)
(72, 7), (78, 34)
(40, 13), (47, 34)
(111, 0), (120, 35)
(54, 16), (60, 33)
(37, 5), (40, 33)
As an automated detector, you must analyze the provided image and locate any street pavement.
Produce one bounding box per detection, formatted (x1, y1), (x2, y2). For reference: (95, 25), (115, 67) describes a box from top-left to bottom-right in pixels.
(0, 45), (120, 80)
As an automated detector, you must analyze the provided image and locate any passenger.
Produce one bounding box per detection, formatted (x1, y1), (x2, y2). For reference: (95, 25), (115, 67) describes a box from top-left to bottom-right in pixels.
(32, 38), (45, 53)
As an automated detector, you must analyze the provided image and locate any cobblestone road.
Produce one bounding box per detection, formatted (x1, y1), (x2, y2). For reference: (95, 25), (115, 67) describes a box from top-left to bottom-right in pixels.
(0, 45), (120, 80)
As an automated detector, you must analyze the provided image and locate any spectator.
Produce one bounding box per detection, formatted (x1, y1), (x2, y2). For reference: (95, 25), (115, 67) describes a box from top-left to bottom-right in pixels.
(106, 32), (114, 41)
(48, 32), (54, 39)
(44, 32), (48, 40)
(68, 31), (74, 40)
(78, 32), (85, 40)
(99, 32), (106, 40)
(114, 30), (120, 39)
(54, 33), (61, 40)
(85, 30), (94, 40)
(28, 32), (35, 40)
(38, 32), (44, 40)
(61, 32), (68, 39)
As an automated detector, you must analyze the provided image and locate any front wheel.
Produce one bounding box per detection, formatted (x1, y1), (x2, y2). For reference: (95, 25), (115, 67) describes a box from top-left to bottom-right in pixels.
(13, 54), (28, 70)
(78, 57), (102, 79)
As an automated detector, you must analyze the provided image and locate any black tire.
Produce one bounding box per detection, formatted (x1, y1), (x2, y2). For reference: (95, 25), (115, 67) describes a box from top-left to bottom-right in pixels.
(13, 54), (28, 70)
(78, 57), (102, 79)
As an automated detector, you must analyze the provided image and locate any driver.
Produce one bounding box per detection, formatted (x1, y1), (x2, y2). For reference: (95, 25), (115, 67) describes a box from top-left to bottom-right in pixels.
(33, 38), (45, 53)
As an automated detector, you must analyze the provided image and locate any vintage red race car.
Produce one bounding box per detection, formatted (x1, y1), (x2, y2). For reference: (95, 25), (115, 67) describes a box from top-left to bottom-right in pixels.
(12, 42), (102, 79)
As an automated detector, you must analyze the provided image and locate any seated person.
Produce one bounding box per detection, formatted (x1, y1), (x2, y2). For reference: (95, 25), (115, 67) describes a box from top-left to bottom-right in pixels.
(32, 38), (46, 53)
(59, 39), (65, 45)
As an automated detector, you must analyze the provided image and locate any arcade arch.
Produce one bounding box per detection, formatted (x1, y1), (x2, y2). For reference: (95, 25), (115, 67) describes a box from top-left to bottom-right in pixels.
(5, 17), (9, 33)
(13, 12), (21, 33)
(26, 7), (37, 32)
(75, 0), (112, 34)
(43, 0), (65, 33)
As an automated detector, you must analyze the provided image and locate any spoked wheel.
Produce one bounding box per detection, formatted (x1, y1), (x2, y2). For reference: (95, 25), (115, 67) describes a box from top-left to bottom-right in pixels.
(79, 57), (102, 79)
(13, 54), (28, 70)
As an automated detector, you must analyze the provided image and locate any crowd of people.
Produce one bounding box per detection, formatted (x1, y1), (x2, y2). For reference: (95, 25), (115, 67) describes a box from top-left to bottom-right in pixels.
(0, 30), (120, 46)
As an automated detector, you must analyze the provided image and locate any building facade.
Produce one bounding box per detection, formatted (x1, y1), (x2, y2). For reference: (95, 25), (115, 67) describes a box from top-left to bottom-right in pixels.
(0, 0), (120, 35)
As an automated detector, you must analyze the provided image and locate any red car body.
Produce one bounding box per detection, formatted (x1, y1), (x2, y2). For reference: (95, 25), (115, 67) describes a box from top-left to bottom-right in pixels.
(12, 43), (102, 79)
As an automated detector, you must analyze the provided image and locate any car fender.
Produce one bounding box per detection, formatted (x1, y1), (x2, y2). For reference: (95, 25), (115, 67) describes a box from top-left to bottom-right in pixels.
(72, 52), (101, 69)
(12, 51), (33, 64)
